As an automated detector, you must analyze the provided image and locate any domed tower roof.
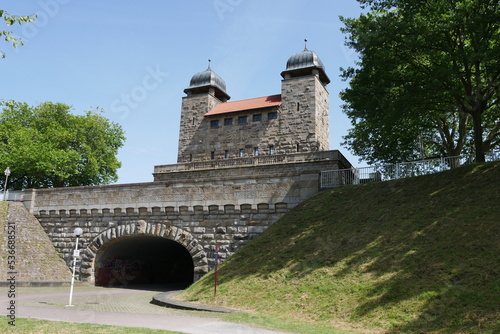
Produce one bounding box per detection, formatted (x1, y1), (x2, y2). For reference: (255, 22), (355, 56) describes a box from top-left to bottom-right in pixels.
(281, 42), (330, 85)
(184, 61), (230, 101)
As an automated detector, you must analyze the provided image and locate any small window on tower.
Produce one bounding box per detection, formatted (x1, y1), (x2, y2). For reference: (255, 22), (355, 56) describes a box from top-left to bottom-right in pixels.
(239, 149), (244, 157)
(268, 112), (278, 120)
(253, 114), (262, 122)
(238, 116), (247, 124)
(211, 151), (215, 160)
(224, 150), (229, 159)
(254, 147), (259, 156)
(224, 118), (233, 125)
(210, 120), (219, 128)
(269, 145), (275, 155)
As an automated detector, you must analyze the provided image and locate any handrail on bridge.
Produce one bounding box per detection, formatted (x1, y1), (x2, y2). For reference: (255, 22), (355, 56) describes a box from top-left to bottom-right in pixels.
(320, 151), (500, 189)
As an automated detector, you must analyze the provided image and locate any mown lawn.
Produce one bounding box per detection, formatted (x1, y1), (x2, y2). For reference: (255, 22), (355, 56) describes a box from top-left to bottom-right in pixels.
(0, 317), (184, 334)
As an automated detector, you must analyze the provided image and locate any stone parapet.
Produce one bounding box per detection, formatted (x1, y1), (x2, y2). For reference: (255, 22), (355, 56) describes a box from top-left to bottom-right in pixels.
(154, 150), (348, 174)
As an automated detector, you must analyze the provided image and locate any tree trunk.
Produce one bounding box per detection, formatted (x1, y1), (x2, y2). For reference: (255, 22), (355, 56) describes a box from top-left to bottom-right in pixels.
(471, 111), (485, 162)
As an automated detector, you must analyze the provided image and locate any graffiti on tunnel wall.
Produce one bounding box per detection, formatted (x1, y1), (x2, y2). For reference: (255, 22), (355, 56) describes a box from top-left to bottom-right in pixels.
(96, 256), (192, 286)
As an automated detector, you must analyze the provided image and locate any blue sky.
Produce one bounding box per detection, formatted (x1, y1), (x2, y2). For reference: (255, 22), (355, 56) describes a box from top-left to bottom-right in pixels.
(2, 0), (364, 184)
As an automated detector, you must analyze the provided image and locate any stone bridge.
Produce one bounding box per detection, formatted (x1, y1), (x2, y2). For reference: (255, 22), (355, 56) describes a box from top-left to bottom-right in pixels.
(22, 151), (349, 286)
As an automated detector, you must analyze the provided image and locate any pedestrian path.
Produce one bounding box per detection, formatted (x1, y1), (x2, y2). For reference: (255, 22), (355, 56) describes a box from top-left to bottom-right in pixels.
(2, 286), (293, 334)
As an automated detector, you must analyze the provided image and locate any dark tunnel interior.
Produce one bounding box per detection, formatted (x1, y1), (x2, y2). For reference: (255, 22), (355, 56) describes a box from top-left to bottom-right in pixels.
(95, 236), (194, 287)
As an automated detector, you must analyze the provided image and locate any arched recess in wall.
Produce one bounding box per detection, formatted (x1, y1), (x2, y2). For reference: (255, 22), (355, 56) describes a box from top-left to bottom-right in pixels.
(78, 221), (208, 286)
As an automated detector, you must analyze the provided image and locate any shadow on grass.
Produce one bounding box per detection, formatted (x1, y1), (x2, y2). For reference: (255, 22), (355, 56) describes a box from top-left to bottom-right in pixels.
(185, 162), (500, 333)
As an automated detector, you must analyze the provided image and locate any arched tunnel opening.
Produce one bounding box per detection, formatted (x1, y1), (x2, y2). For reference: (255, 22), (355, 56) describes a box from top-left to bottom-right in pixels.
(94, 235), (194, 288)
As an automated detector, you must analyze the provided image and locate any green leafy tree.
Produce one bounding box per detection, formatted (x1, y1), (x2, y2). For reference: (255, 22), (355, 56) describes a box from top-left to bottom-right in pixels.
(0, 9), (35, 58)
(340, 0), (500, 164)
(0, 101), (125, 189)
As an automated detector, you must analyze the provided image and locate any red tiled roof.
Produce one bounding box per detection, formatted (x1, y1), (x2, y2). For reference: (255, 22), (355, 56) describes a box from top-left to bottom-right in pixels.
(205, 94), (281, 116)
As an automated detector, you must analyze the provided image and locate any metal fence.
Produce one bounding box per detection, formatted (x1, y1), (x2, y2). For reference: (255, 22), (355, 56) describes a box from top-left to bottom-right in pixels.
(320, 151), (500, 189)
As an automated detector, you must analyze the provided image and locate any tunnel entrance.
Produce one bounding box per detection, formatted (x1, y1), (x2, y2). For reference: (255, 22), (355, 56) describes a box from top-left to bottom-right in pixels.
(94, 235), (194, 287)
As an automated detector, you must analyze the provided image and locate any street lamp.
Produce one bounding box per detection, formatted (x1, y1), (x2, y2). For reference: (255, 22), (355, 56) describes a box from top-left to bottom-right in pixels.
(3, 167), (10, 201)
(67, 227), (83, 307)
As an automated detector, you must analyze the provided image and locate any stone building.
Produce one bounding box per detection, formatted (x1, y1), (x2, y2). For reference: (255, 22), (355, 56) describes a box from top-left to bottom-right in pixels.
(23, 46), (352, 286)
(177, 46), (331, 163)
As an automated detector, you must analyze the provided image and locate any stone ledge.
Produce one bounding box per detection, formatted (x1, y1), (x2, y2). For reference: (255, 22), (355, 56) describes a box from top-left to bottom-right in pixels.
(0, 281), (73, 287)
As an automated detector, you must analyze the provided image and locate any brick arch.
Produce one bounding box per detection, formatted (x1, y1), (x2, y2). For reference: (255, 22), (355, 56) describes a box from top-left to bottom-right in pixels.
(78, 221), (208, 284)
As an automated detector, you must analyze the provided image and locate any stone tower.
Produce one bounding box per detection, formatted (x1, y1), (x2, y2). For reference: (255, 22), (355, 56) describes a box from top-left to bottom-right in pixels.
(176, 45), (331, 163)
(177, 62), (230, 163)
(280, 46), (331, 153)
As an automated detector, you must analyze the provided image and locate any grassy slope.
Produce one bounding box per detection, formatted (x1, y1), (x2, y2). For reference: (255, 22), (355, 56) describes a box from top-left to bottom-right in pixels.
(182, 162), (500, 334)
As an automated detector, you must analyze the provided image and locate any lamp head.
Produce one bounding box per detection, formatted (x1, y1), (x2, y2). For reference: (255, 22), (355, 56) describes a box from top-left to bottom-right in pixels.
(74, 227), (83, 237)
(4, 167), (10, 176)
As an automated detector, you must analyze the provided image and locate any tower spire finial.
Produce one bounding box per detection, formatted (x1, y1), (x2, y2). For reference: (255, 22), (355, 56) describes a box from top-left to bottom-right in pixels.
(304, 38), (308, 51)
(208, 58), (211, 69)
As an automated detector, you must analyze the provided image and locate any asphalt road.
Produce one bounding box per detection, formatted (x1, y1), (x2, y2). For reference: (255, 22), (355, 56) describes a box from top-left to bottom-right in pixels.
(2, 286), (293, 334)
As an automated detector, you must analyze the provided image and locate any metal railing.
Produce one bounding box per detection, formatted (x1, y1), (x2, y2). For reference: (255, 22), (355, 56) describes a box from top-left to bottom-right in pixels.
(320, 151), (500, 189)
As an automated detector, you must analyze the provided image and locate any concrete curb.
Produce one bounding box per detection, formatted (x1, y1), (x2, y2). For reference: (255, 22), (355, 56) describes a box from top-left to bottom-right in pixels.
(151, 290), (242, 313)
(0, 281), (73, 287)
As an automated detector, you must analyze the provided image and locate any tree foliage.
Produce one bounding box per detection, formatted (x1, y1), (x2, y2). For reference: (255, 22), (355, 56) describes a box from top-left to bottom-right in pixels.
(0, 9), (35, 58)
(0, 101), (125, 189)
(340, 0), (500, 164)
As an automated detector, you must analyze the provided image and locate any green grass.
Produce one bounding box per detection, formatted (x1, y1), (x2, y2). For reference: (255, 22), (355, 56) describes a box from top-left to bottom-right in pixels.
(181, 161), (500, 334)
(0, 317), (183, 333)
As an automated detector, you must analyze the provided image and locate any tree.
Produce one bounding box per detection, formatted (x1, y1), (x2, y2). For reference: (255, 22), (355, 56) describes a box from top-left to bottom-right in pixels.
(0, 101), (125, 189)
(340, 0), (500, 164)
(0, 9), (35, 58)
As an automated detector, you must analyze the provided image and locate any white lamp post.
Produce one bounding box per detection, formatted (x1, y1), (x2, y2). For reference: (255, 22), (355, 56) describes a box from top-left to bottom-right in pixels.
(3, 167), (10, 201)
(67, 227), (83, 307)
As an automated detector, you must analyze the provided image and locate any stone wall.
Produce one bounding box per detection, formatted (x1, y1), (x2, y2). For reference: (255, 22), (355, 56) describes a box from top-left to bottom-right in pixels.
(33, 203), (288, 283)
(186, 105), (284, 161)
(280, 74), (330, 152)
(314, 74), (330, 150)
(23, 152), (350, 283)
(178, 92), (223, 163)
